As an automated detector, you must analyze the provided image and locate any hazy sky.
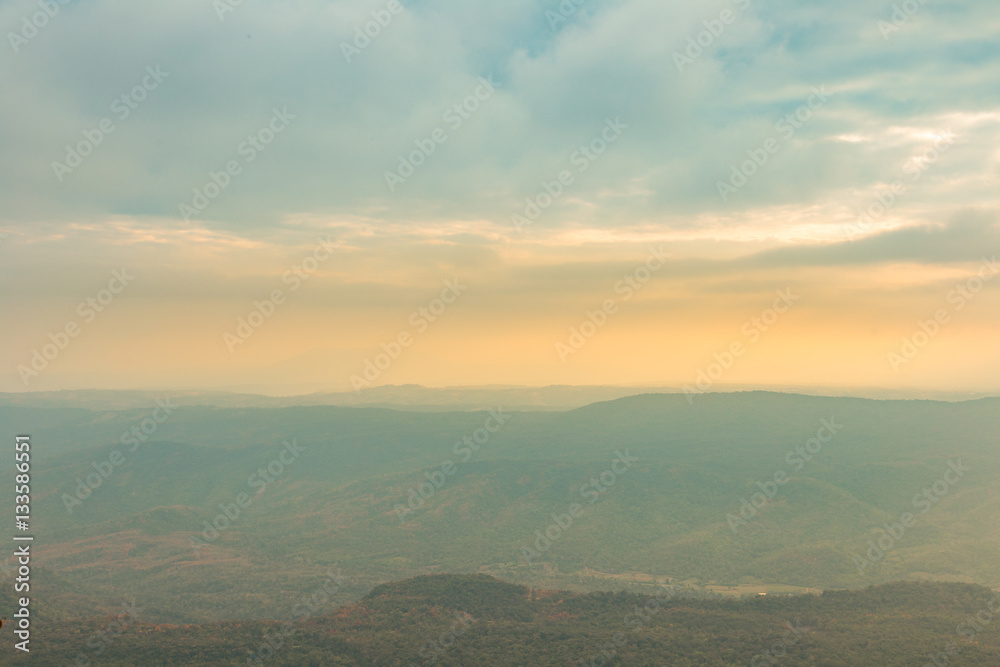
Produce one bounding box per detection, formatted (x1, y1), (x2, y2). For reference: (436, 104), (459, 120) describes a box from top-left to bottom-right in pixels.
(1, 0), (998, 394)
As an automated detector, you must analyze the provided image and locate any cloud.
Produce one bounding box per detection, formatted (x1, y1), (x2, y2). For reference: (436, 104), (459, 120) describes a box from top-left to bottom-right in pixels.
(0, 0), (996, 233)
(743, 211), (1000, 269)
(2, 0), (999, 393)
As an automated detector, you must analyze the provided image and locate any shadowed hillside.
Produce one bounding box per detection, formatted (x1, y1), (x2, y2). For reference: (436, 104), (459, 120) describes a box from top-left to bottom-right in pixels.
(7, 575), (1000, 666)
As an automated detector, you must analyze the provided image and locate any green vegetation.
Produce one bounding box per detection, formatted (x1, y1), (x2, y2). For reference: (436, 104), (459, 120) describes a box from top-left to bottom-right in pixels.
(3, 392), (996, 623)
(8, 575), (1000, 666)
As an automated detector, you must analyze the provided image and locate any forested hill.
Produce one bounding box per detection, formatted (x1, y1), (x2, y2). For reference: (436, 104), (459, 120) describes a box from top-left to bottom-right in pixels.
(8, 575), (1000, 666)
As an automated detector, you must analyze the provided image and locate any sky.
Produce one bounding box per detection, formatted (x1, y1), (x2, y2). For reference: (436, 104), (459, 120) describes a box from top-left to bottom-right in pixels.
(1, 0), (999, 394)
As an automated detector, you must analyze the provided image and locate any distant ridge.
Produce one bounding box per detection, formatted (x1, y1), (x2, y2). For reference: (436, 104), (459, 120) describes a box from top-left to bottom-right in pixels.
(1, 383), (996, 412)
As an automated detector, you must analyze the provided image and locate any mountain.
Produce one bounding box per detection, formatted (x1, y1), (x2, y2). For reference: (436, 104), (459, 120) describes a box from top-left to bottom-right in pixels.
(0, 385), (654, 413)
(1, 382), (990, 413)
(3, 392), (999, 623)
